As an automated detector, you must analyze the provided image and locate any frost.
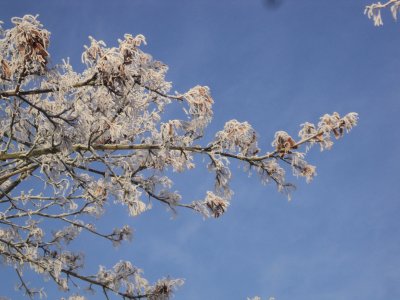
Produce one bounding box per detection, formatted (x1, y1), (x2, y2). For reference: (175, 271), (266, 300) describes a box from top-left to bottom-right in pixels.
(0, 14), (358, 300)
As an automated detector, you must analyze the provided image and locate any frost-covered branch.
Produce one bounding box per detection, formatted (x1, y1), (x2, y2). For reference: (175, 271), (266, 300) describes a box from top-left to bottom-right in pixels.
(0, 14), (358, 299)
(365, 0), (400, 25)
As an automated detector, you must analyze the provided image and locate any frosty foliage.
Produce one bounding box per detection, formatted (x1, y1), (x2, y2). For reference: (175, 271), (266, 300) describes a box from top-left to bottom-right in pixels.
(0, 15), (358, 299)
(365, 0), (400, 25)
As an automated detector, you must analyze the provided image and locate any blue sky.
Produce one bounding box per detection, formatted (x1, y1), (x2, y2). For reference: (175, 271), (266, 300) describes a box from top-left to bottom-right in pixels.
(1, 0), (400, 299)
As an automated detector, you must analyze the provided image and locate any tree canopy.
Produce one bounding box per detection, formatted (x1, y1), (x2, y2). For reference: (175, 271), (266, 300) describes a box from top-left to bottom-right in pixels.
(0, 14), (358, 299)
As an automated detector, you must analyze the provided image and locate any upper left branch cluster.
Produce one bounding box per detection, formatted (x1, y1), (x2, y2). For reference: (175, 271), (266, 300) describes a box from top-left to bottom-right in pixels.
(0, 15), (49, 81)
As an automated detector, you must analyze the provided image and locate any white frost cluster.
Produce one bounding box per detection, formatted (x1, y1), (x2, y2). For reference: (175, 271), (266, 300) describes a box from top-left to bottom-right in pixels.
(214, 120), (259, 156)
(365, 0), (400, 26)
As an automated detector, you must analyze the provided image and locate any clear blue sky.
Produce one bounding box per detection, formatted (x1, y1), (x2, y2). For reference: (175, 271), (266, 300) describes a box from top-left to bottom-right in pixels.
(1, 1), (400, 299)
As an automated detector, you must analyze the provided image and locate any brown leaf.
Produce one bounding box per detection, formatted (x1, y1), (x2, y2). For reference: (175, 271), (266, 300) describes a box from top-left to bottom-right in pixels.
(1, 59), (11, 79)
